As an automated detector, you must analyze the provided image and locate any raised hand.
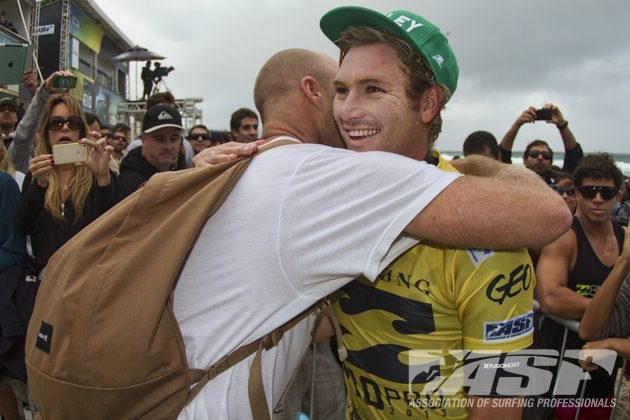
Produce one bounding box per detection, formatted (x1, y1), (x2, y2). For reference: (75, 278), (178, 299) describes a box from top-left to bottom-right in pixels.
(29, 153), (54, 188)
(79, 133), (113, 186)
(21, 69), (39, 97)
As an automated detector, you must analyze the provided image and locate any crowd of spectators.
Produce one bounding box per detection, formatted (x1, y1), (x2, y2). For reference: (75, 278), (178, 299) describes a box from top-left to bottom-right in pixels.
(0, 66), (261, 417)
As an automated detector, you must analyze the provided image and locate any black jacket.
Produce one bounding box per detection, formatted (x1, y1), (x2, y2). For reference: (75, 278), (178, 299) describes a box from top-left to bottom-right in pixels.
(0, 262), (38, 381)
(15, 172), (115, 272)
(115, 147), (161, 203)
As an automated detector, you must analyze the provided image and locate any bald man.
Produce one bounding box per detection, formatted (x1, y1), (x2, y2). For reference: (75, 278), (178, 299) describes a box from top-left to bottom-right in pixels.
(177, 49), (570, 419)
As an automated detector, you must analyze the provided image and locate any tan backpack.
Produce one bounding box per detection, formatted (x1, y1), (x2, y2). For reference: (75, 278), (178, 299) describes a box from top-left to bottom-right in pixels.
(25, 140), (330, 419)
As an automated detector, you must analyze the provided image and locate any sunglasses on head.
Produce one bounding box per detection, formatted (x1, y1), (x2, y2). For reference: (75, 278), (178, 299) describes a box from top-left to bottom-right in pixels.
(48, 116), (83, 132)
(189, 133), (210, 141)
(551, 185), (575, 196)
(578, 185), (618, 200)
(527, 150), (552, 160)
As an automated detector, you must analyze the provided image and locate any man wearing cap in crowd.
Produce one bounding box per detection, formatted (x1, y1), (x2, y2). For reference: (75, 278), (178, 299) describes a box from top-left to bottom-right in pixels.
(115, 105), (183, 202)
(0, 97), (18, 148)
(123, 92), (194, 169)
(317, 6), (533, 419)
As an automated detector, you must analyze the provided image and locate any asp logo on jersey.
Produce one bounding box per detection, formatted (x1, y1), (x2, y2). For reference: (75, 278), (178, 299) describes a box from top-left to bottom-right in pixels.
(483, 311), (533, 342)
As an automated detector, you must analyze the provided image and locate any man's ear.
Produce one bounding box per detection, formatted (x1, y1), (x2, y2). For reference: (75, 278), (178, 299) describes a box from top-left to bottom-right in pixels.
(420, 85), (444, 123)
(300, 76), (324, 110)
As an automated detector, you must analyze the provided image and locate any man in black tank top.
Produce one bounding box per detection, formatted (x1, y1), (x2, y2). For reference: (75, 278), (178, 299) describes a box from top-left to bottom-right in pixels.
(537, 153), (625, 419)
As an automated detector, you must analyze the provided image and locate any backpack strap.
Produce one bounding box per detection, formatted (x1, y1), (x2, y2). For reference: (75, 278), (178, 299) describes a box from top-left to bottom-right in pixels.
(319, 297), (347, 362)
(188, 298), (347, 419)
(247, 300), (326, 419)
(185, 299), (325, 418)
(247, 299), (347, 419)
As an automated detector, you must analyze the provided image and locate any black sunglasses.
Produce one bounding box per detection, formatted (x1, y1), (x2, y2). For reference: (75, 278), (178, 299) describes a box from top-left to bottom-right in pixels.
(48, 116), (83, 132)
(189, 133), (210, 141)
(578, 185), (618, 200)
(527, 150), (552, 160)
(551, 185), (575, 196)
(110, 135), (127, 142)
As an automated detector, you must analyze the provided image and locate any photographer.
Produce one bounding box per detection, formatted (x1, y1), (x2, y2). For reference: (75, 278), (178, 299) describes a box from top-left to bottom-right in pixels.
(15, 94), (114, 273)
(141, 61), (153, 100)
(499, 104), (583, 184)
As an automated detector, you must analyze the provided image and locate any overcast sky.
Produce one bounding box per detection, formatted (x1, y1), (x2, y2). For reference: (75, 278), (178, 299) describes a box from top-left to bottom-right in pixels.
(94, 0), (630, 154)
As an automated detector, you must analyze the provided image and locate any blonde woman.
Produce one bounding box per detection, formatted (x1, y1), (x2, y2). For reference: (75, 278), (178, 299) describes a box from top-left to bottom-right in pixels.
(15, 94), (114, 273)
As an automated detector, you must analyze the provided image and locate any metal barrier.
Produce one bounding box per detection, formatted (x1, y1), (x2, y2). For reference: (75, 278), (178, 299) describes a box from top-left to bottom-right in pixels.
(533, 300), (625, 420)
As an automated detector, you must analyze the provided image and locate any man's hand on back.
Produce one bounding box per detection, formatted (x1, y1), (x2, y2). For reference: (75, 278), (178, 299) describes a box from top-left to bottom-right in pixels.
(192, 139), (266, 167)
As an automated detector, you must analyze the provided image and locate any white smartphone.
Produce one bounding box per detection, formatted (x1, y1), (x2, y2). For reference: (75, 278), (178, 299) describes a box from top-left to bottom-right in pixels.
(52, 143), (88, 165)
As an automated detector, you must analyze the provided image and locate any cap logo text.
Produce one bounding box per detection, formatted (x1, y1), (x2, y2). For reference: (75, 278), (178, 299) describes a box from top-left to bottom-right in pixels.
(392, 15), (424, 33)
(157, 111), (172, 120)
(432, 55), (445, 69)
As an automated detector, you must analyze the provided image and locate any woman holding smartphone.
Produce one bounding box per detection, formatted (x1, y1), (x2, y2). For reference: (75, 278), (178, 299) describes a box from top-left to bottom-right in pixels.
(15, 93), (114, 274)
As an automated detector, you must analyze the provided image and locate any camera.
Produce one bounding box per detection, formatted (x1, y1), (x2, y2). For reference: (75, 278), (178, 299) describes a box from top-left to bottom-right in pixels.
(535, 108), (552, 121)
(153, 66), (174, 78)
(52, 75), (78, 89)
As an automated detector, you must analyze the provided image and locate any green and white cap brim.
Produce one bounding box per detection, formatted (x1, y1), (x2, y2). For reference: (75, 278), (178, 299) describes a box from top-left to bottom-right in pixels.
(320, 6), (459, 101)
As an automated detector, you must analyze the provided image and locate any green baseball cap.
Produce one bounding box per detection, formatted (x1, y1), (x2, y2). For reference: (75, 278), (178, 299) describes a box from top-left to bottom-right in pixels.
(320, 6), (459, 101)
(0, 97), (18, 112)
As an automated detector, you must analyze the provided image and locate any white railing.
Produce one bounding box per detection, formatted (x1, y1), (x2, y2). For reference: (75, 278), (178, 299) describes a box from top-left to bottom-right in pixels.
(533, 300), (625, 420)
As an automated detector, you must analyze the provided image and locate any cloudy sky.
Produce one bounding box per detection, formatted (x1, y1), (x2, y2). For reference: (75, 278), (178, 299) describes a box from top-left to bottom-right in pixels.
(94, 0), (630, 154)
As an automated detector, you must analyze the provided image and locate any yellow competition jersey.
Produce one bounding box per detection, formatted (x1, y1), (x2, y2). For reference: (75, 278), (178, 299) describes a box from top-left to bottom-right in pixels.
(333, 152), (534, 420)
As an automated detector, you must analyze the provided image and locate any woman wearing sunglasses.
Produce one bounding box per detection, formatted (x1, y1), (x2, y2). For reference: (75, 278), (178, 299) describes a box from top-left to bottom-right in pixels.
(551, 172), (578, 214)
(15, 94), (115, 274)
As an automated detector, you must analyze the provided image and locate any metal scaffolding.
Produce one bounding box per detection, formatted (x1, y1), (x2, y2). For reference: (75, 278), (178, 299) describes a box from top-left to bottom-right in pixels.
(117, 98), (203, 137)
(29, 0), (41, 62)
(58, 0), (70, 70)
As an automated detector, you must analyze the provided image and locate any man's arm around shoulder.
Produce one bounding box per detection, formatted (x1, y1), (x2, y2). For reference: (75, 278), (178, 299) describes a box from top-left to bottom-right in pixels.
(404, 160), (572, 250)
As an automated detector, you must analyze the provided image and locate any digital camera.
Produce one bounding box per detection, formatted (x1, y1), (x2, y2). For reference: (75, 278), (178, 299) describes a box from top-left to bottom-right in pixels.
(52, 75), (78, 89)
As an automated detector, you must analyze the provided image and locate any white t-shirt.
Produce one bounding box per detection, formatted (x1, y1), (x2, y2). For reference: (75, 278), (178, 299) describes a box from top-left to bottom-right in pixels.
(12, 171), (25, 192)
(174, 138), (459, 419)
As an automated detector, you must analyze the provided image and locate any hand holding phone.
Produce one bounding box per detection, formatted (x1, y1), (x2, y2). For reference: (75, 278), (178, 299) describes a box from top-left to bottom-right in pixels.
(52, 143), (88, 165)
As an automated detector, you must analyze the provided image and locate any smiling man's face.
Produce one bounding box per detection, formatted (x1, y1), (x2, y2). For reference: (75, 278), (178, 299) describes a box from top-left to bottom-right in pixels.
(333, 42), (429, 160)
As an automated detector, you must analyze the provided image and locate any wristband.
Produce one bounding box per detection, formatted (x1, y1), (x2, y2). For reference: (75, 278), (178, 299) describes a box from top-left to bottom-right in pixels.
(557, 120), (569, 130)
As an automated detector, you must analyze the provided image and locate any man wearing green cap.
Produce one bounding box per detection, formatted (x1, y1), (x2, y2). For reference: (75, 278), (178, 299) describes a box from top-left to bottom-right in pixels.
(0, 97), (18, 147)
(318, 7), (533, 419)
